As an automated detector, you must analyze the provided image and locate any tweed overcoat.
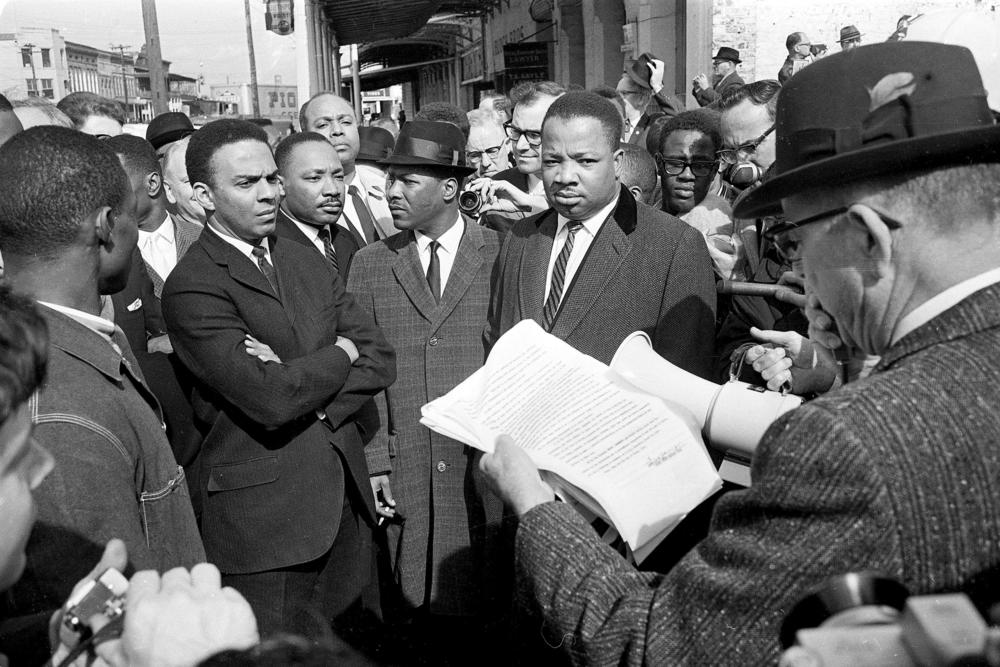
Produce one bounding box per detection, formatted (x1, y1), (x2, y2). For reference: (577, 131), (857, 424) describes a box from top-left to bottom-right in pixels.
(486, 184), (717, 377)
(347, 220), (506, 616)
(513, 282), (1000, 665)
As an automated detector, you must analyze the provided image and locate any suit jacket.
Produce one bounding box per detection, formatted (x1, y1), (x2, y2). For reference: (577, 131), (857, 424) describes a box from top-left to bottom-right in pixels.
(162, 226), (396, 573)
(347, 221), (505, 617)
(274, 208), (361, 280)
(513, 282), (1000, 665)
(486, 184), (717, 378)
(112, 247), (165, 354)
(693, 70), (746, 107)
(143, 216), (203, 298)
(624, 111), (664, 149)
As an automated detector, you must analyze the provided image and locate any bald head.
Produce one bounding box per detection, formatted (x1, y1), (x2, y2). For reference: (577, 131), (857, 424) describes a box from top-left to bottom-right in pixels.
(299, 93), (360, 173)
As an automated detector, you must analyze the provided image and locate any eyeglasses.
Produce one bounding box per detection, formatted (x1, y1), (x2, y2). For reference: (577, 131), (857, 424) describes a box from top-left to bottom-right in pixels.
(655, 155), (718, 177)
(467, 141), (507, 162)
(766, 204), (903, 262)
(716, 125), (775, 165)
(504, 122), (542, 147)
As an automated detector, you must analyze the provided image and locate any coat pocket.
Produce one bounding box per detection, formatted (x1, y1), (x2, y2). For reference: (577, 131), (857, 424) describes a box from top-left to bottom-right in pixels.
(206, 456), (280, 492)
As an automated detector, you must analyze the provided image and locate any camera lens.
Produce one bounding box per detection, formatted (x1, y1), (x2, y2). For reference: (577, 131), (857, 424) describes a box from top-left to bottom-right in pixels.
(459, 190), (482, 215)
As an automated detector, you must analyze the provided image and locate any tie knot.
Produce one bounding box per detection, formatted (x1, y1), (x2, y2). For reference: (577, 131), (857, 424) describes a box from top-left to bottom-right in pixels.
(429, 240), (440, 253)
(317, 226), (331, 241)
(348, 184), (361, 197)
(251, 245), (267, 259)
(566, 221), (584, 235)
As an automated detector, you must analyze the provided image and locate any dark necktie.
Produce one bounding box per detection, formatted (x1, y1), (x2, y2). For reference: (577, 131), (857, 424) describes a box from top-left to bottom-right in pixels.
(542, 221), (583, 330)
(349, 184), (379, 244)
(251, 245), (279, 295)
(426, 240), (441, 303)
(624, 117), (632, 138)
(317, 226), (339, 272)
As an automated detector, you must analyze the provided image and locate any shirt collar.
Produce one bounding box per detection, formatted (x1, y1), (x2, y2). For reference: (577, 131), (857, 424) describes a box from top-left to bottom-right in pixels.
(892, 267), (1000, 345)
(415, 214), (465, 255)
(207, 222), (270, 262)
(282, 207), (325, 242)
(556, 193), (619, 236)
(138, 213), (176, 245)
(37, 301), (116, 341)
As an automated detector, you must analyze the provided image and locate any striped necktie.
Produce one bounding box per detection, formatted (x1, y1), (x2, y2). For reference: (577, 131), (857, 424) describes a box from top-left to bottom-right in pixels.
(317, 226), (339, 272)
(542, 221), (583, 330)
(251, 245), (279, 295)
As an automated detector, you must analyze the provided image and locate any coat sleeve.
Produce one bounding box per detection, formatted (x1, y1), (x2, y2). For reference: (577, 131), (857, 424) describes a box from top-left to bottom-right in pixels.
(513, 403), (900, 665)
(484, 228), (515, 358)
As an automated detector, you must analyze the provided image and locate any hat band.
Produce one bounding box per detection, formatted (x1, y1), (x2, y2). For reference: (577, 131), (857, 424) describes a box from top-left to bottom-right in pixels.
(359, 141), (392, 159)
(786, 95), (994, 167)
(390, 135), (466, 167)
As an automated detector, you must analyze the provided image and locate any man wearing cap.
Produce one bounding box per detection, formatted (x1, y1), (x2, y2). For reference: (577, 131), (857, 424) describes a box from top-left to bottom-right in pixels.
(354, 125), (395, 207)
(778, 32), (813, 84)
(147, 111), (195, 159)
(838, 25), (862, 50)
(616, 53), (684, 147)
(347, 120), (506, 665)
(477, 42), (1000, 664)
(692, 47), (745, 107)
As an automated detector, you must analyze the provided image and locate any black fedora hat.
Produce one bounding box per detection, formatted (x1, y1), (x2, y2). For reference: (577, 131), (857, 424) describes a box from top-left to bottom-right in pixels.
(713, 47), (742, 64)
(380, 120), (476, 175)
(146, 112), (194, 150)
(838, 25), (862, 43)
(733, 41), (1000, 222)
(626, 52), (660, 90)
(357, 126), (395, 162)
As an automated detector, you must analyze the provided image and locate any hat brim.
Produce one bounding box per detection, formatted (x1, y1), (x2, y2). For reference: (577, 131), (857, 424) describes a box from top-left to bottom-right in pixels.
(713, 57), (742, 64)
(378, 154), (477, 175)
(732, 124), (1000, 220)
(148, 127), (194, 150)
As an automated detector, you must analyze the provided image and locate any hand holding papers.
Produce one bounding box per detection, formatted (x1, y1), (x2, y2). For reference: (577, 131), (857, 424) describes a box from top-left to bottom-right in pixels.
(421, 320), (723, 562)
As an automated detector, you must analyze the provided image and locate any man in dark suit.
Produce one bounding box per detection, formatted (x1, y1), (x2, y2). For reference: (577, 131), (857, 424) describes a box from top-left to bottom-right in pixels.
(692, 47), (745, 107)
(486, 92), (717, 377)
(162, 119), (395, 638)
(274, 132), (360, 279)
(480, 42), (1000, 665)
(346, 121), (505, 665)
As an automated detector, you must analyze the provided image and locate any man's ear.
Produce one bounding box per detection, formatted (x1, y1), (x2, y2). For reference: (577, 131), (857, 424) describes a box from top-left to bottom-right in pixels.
(192, 181), (216, 213)
(627, 185), (644, 203)
(91, 205), (115, 248)
(612, 146), (625, 181)
(850, 204), (895, 283)
(442, 175), (460, 203)
(147, 171), (163, 198)
(163, 179), (178, 205)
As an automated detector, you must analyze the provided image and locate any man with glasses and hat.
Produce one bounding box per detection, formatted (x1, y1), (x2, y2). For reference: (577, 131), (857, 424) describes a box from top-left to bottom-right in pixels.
(692, 47), (745, 108)
(346, 120), (507, 665)
(476, 40), (1000, 665)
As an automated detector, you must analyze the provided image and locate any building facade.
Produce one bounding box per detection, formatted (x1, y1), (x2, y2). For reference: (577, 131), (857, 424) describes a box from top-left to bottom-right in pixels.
(0, 26), (70, 100)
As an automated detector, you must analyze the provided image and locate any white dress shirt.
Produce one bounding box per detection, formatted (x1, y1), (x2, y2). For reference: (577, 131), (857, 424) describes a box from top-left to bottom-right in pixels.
(137, 214), (177, 280)
(283, 208), (330, 257)
(527, 172), (545, 196)
(340, 170), (374, 241)
(891, 267), (1000, 345)
(208, 223), (272, 266)
(415, 215), (465, 294)
(543, 195), (619, 305)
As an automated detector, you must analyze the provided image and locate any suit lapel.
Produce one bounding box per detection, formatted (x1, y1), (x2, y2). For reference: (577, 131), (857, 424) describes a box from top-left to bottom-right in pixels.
(143, 257), (166, 298)
(174, 217), (202, 259)
(520, 210), (557, 323)
(392, 231), (439, 321)
(428, 219), (484, 333)
(201, 225), (283, 305)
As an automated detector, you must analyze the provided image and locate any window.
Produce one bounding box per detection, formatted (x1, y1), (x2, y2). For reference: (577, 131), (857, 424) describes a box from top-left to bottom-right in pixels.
(41, 48), (50, 68)
(25, 79), (37, 96)
(21, 47), (31, 67)
(41, 79), (53, 98)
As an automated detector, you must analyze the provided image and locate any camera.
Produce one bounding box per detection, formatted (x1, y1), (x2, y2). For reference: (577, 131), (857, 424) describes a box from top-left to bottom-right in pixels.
(63, 567), (129, 634)
(459, 190), (482, 217)
(779, 573), (1000, 667)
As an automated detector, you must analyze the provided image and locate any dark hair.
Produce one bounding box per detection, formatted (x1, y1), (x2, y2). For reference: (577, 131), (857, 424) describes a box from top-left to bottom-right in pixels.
(274, 131), (333, 173)
(0, 94), (12, 113)
(105, 133), (161, 179)
(543, 92), (623, 152)
(298, 92), (352, 132)
(509, 80), (566, 110)
(716, 80), (781, 121)
(0, 126), (127, 256)
(785, 32), (807, 51)
(657, 109), (723, 155)
(0, 283), (48, 426)
(415, 102), (471, 140)
(56, 91), (126, 128)
(186, 119), (268, 188)
(618, 143), (657, 202)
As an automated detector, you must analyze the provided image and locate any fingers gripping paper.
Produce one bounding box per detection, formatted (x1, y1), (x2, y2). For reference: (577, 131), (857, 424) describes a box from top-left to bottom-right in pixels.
(420, 319), (722, 562)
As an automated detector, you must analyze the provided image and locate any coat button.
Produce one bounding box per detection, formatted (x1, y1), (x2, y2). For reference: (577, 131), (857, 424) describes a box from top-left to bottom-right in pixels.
(436, 460), (447, 473)
(428, 336), (439, 346)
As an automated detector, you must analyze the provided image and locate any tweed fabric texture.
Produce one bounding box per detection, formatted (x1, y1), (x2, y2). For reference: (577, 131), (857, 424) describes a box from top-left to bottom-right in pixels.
(514, 282), (1000, 665)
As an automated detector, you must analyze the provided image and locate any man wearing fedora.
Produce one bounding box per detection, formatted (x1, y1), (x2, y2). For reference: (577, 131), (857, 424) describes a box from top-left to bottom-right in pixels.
(346, 121), (506, 665)
(839, 24), (862, 50)
(616, 52), (684, 147)
(692, 47), (745, 107)
(147, 111), (195, 160)
(476, 42), (1000, 664)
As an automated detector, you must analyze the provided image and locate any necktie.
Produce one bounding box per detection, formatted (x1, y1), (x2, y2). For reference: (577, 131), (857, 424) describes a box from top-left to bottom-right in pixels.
(624, 117), (632, 138)
(317, 226), (339, 272)
(251, 245), (279, 295)
(349, 184), (379, 244)
(426, 240), (441, 303)
(542, 221), (583, 330)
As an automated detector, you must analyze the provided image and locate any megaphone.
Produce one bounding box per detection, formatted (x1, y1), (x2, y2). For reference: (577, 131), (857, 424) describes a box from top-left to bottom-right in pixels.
(611, 332), (802, 481)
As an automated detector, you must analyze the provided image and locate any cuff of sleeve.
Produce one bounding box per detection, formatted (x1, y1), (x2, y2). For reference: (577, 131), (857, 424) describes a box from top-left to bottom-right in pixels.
(365, 440), (392, 475)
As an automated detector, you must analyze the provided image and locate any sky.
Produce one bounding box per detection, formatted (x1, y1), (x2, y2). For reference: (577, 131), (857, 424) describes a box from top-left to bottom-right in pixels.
(0, 0), (299, 87)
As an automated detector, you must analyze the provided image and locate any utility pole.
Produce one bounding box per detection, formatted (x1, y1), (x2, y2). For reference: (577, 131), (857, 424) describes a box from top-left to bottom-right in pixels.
(141, 0), (170, 116)
(244, 0), (261, 117)
(111, 44), (131, 122)
(22, 43), (38, 96)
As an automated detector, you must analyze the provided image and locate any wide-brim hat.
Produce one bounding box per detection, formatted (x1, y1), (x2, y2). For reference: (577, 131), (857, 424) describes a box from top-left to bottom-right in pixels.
(839, 25), (863, 42)
(733, 41), (1000, 223)
(146, 112), (194, 150)
(713, 46), (742, 64)
(625, 52), (659, 90)
(379, 120), (476, 175)
(356, 126), (395, 162)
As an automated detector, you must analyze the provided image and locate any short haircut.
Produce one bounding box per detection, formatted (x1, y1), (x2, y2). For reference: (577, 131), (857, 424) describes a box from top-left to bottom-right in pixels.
(186, 119), (268, 188)
(657, 109), (723, 155)
(10, 96), (73, 127)
(274, 131), (331, 173)
(590, 85), (626, 118)
(618, 143), (657, 201)
(415, 102), (470, 140)
(0, 283), (48, 426)
(56, 91), (126, 128)
(509, 80), (566, 111)
(105, 133), (160, 179)
(467, 108), (496, 129)
(0, 126), (127, 257)
(786, 32), (807, 51)
(0, 94), (12, 113)
(543, 92), (623, 152)
(298, 92), (352, 132)
(717, 80), (782, 121)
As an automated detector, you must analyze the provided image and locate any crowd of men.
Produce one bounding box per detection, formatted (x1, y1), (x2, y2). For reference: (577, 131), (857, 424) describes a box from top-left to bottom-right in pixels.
(0, 29), (999, 667)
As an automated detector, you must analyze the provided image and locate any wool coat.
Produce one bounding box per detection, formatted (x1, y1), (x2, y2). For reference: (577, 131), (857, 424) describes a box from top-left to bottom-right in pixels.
(513, 282), (1000, 665)
(347, 220), (507, 617)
